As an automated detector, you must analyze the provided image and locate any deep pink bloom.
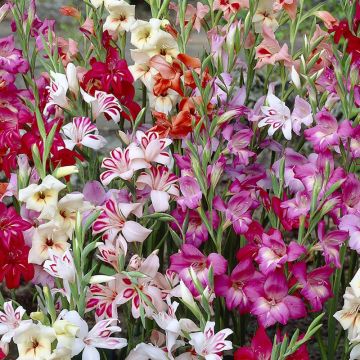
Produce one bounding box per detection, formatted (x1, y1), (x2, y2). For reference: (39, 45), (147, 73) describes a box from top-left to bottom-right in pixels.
(169, 244), (227, 294)
(280, 191), (310, 220)
(0, 36), (29, 74)
(255, 229), (306, 274)
(214, 192), (253, 234)
(315, 221), (347, 268)
(215, 258), (264, 313)
(304, 110), (340, 151)
(292, 262), (333, 311)
(251, 270), (307, 327)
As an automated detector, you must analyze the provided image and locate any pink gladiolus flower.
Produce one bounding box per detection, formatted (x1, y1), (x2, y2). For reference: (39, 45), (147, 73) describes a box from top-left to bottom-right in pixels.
(255, 229), (306, 274)
(100, 145), (148, 185)
(214, 192), (253, 234)
(292, 263), (334, 311)
(93, 198), (151, 249)
(228, 129), (256, 165)
(280, 191), (310, 220)
(177, 175), (202, 210)
(170, 244), (227, 295)
(136, 131), (172, 166)
(215, 258), (264, 313)
(314, 221), (348, 268)
(339, 214), (360, 253)
(62, 117), (106, 150)
(0, 36), (29, 74)
(255, 26), (293, 69)
(251, 270), (307, 327)
(0, 203), (31, 241)
(136, 165), (179, 213)
(304, 110), (340, 151)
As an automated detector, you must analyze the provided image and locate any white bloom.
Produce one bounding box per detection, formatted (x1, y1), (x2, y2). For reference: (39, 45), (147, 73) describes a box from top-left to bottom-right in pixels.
(147, 31), (179, 61)
(13, 323), (56, 360)
(19, 175), (66, 219)
(126, 343), (168, 360)
(189, 321), (233, 360)
(65, 63), (79, 95)
(334, 287), (360, 341)
(148, 89), (180, 114)
(351, 268), (360, 298)
(130, 19), (161, 50)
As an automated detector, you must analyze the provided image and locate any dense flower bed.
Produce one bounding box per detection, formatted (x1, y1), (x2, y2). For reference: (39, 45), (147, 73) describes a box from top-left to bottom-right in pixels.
(0, 0), (360, 359)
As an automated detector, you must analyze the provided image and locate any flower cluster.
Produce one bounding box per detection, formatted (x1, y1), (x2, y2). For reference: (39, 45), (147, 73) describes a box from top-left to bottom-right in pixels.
(0, 0), (359, 359)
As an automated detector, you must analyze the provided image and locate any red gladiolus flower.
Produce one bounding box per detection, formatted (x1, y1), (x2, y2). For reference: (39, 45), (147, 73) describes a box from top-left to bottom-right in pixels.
(0, 238), (34, 289)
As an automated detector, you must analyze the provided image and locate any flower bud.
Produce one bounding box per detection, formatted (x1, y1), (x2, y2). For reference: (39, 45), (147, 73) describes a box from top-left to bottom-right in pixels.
(89, 275), (116, 284)
(53, 165), (78, 179)
(66, 63), (79, 96)
(0, 3), (10, 24)
(291, 66), (301, 89)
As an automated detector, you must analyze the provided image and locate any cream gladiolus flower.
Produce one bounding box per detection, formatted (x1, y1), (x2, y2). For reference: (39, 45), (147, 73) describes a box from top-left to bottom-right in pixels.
(28, 222), (69, 265)
(148, 89), (180, 114)
(104, 0), (136, 34)
(252, 0), (279, 34)
(53, 317), (79, 350)
(13, 323), (56, 360)
(19, 175), (66, 219)
(147, 31), (179, 61)
(130, 19), (161, 50)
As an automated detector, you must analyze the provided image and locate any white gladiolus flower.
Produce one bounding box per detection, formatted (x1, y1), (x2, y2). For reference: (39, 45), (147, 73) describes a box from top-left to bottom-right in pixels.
(104, 0), (136, 34)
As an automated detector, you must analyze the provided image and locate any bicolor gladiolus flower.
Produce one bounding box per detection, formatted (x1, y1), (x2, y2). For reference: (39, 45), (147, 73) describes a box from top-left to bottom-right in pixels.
(81, 89), (122, 124)
(62, 117), (106, 151)
(135, 131), (172, 166)
(0, 35), (29, 74)
(60, 311), (127, 359)
(0, 301), (31, 343)
(100, 145), (148, 185)
(136, 165), (179, 212)
(93, 198), (151, 251)
(44, 72), (70, 114)
(189, 321), (233, 360)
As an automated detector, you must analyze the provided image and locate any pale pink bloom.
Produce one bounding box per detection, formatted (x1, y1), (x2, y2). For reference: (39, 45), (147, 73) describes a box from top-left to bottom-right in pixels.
(291, 96), (313, 135)
(251, 270), (307, 327)
(93, 198), (151, 249)
(81, 89), (122, 123)
(177, 176), (202, 211)
(136, 131), (172, 166)
(0, 301), (31, 343)
(187, 2), (210, 32)
(255, 26), (292, 69)
(116, 253), (167, 318)
(44, 72), (70, 114)
(280, 191), (310, 219)
(189, 321), (233, 360)
(228, 129), (256, 165)
(100, 145), (148, 185)
(61, 311), (127, 359)
(255, 229), (305, 274)
(339, 214), (360, 253)
(314, 10), (338, 29)
(136, 165), (179, 212)
(62, 117), (106, 150)
(97, 237), (125, 271)
(126, 343), (168, 360)
(213, 0), (248, 20)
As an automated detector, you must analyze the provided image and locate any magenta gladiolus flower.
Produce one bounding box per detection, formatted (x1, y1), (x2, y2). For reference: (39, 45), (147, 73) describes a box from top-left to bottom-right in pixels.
(315, 221), (348, 267)
(292, 262), (334, 311)
(255, 229), (306, 275)
(304, 110), (340, 151)
(169, 244), (227, 294)
(215, 258), (264, 313)
(228, 129), (256, 165)
(280, 191), (310, 220)
(0, 36), (29, 74)
(251, 270), (307, 328)
(177, 175), (202, 210)
(339, 214), (360, 253)
(214, 192), (253, 234)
